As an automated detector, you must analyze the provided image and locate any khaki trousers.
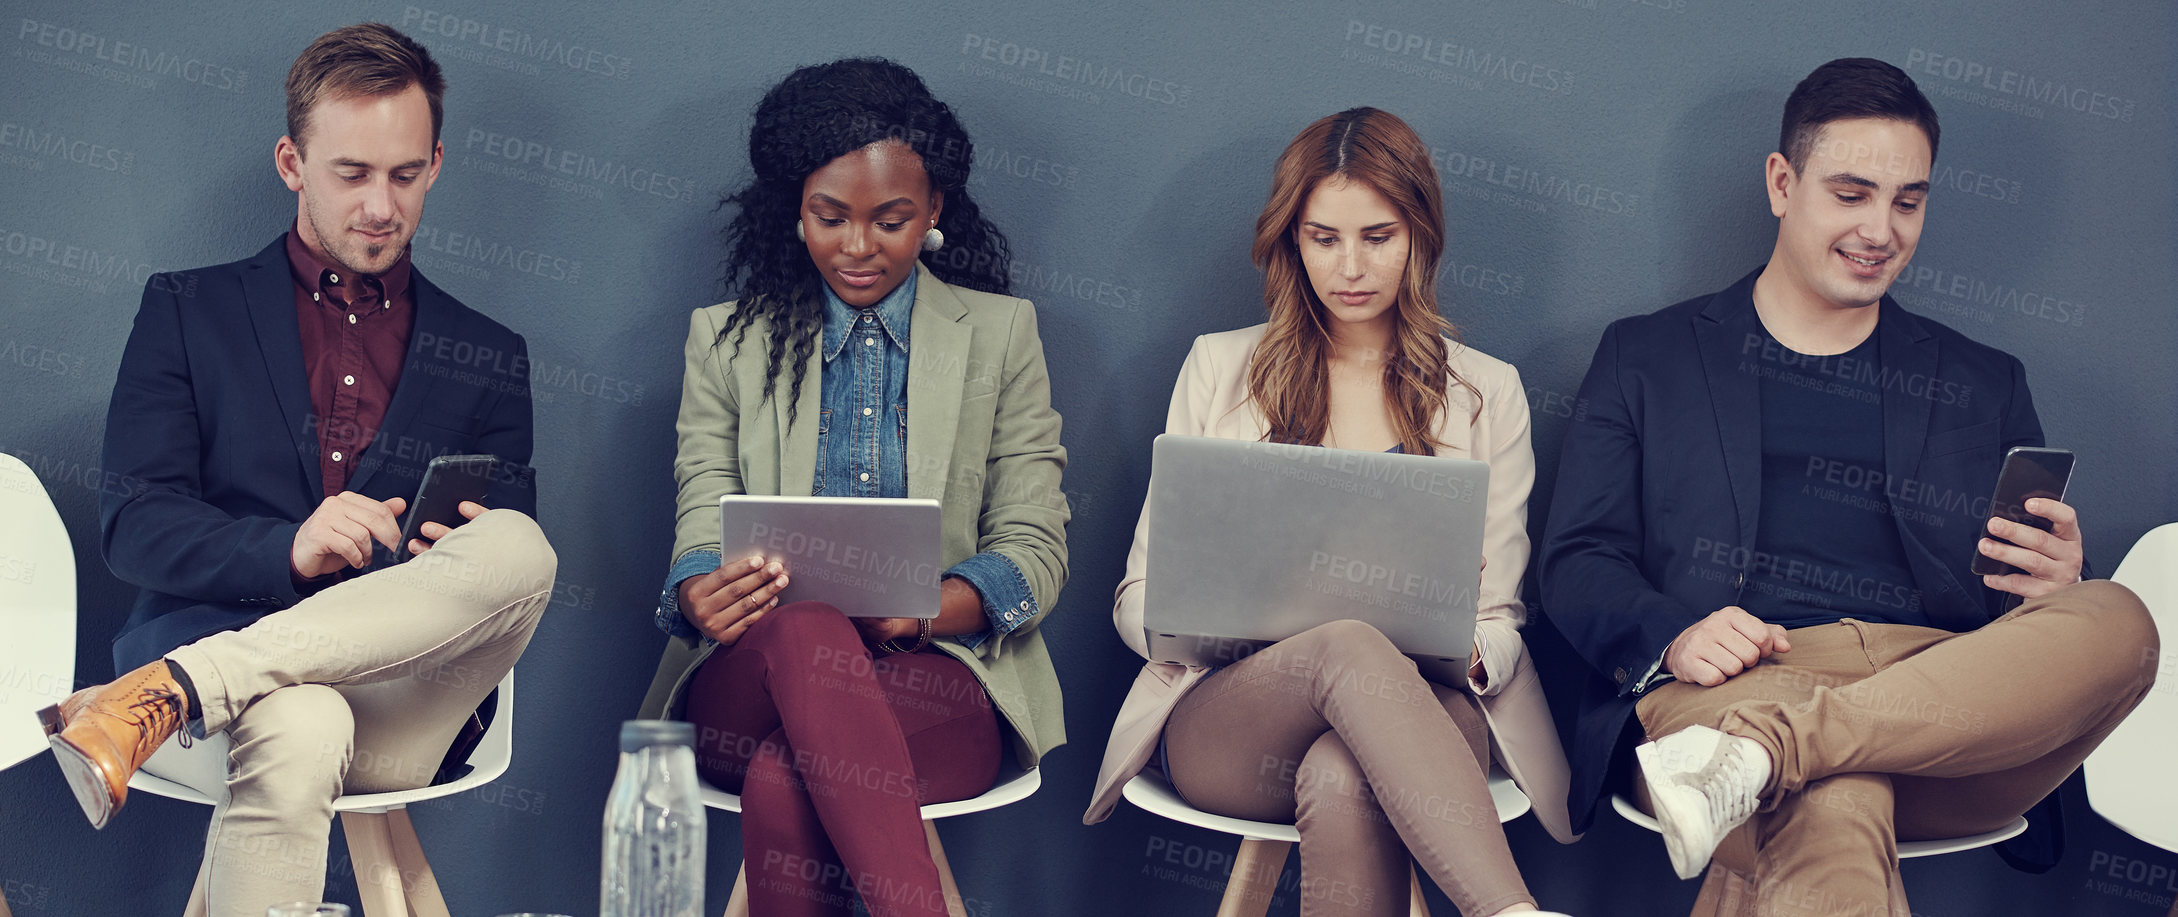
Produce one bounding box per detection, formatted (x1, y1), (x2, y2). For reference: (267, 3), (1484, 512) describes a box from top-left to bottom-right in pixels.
(1635, 580), (2158, 917)
(1164, 620), (1530, 917)
(156, 509), (556, 917)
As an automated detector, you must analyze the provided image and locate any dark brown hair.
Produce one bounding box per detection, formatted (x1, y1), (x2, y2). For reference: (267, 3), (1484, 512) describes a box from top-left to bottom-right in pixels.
(284, 23), (446, 150)
(1780, 58), (1940, 172)
(1246, 107), (1476, 454)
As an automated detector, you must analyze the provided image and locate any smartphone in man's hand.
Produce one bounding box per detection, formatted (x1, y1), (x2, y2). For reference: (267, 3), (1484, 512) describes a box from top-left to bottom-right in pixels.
(1970, 446), (2075, 577)
(391, 453), (499, 564)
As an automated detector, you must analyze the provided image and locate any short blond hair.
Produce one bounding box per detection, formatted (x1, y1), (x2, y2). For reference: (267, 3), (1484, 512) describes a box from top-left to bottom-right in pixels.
(284, 23), (444, 150)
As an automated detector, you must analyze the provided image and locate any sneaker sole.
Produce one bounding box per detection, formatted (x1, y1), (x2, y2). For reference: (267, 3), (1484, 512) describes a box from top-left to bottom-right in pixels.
(1635, 740), (1713, 880)
(39, 704), (119, 830)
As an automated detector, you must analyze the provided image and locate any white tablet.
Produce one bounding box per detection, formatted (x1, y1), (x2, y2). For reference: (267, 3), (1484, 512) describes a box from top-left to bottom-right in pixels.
(718, 495), (943, 619)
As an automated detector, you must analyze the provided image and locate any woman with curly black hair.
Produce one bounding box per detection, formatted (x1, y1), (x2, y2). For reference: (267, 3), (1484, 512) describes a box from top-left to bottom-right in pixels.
(637, 58), (1068, 916)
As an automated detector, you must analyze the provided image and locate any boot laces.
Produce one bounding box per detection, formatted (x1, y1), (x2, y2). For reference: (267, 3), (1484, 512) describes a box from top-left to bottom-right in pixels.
(124, 686), (192, 754)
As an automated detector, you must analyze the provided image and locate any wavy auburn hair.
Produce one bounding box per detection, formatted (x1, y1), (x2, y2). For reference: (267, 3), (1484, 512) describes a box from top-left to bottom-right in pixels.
(1246, 107), (1476, 455)
(715, 58), (1013, 425)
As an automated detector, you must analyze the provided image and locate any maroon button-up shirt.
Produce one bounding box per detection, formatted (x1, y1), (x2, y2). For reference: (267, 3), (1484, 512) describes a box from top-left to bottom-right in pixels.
(286, 229), (415, 499)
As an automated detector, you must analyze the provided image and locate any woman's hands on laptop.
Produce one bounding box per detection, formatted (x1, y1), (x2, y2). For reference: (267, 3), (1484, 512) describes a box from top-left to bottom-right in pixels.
(679, 555), (790, 646)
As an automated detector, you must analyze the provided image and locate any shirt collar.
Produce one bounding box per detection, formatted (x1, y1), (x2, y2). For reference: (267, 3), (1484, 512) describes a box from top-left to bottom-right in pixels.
(820, 268), (916, 363)
(284, 224), (413, 311)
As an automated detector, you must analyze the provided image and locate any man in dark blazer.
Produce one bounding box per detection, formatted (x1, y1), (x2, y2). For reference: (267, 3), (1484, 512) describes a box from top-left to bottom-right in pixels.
(1540, 59), (2156, 915)
(39, 24), (555, 912)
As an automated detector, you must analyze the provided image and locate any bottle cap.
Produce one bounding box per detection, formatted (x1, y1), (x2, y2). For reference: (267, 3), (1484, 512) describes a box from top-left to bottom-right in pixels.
(620, 719), (695, 752)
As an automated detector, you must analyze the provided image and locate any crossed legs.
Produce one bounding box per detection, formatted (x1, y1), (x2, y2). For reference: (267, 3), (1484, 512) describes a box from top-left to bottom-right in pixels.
(1637, 580), (2158, 916)
(682, 602), (1001, 917)
(1163, 620), (1536, 917)
(160, 509), (555, 916)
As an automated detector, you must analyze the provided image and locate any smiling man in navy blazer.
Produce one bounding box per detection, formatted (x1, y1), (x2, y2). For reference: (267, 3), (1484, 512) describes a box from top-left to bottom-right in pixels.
(39, 23), (556, 913)
(1540, 59), (2156, 915)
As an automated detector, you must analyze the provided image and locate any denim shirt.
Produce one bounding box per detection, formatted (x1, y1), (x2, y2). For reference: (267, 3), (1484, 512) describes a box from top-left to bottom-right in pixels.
(657, 272), (1040, 649)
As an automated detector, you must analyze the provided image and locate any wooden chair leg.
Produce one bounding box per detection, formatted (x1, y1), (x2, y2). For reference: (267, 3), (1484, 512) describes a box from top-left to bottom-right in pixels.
(1216, 838), (1290, 917)
(722, 860), (750, 917)
(1407, 864), (1431, 917)
(923, 820), (967, 917)
(341, 811), (412, 917)
(383, 808), (451, 917)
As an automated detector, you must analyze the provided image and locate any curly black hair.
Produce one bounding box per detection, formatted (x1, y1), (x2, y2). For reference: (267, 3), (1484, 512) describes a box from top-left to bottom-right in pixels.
(716, 57), (1013, 424)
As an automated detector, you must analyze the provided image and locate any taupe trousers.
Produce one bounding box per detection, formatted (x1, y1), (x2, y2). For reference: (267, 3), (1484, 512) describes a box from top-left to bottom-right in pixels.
(1163, 620), (1531, 917)
(153, 509), (556, 917)
(1635, 580), (2158, 917)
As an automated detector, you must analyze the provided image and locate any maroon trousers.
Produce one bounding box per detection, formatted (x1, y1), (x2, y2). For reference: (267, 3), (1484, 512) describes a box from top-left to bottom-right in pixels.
(683, 602), (1002, 917)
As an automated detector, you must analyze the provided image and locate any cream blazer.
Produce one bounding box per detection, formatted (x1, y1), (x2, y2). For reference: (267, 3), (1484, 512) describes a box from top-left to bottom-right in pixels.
(1081, 325), (1576, 842)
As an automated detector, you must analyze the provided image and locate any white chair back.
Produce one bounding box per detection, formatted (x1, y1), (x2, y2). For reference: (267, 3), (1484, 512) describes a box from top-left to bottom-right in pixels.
(2085, 523), (2178, 853)
(0, 453), (77, 772)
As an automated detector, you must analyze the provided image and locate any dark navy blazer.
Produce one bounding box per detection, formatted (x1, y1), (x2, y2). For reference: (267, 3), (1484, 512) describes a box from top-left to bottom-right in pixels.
(100, 237), (536, 675)
(1540, 267), (2049, 836)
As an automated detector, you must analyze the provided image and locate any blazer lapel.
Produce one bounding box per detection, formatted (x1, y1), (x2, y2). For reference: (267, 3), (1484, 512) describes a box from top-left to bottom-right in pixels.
(1875, 298), (1936, 489)
(1693, 273), (1766, 554)
(774, 339), (822, 497)
(1875, 300), (1982, 627)
(347, 269), (446, 494)
(905, 265), (969, 501)
(241, 240), (324, 499)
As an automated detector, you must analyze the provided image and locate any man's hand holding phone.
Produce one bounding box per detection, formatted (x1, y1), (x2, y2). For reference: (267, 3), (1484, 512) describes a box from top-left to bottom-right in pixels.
(291, 492), (408, 581)
(1665, 606), (1793, 687)
(1979, 497), (2084, 599)
(679, 556), (791, 646)
(407, 500), (488, 556)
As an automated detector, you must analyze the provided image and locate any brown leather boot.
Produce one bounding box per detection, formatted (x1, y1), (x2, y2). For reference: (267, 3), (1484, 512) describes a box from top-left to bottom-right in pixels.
(37, 659), (193, 829)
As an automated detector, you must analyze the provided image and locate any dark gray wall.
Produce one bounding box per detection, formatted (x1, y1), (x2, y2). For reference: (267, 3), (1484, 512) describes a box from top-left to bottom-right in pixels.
(3, 1), (2172, 914)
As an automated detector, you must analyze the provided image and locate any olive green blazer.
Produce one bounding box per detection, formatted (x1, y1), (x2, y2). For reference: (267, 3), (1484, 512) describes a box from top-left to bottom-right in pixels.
(637, 264), (1069, 766)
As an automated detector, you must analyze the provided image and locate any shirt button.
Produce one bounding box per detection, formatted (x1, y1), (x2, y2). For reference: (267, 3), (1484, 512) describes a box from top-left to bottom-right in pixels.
(343, 374), (355, 386)
(382, 300), (390, 309)
(331, 451), (344, 462)
(312, 292), (321, 302)
(347, 314), (358, 325)
(864, 337), (876, 347)
(863, 407), (873, 416)
(858, 472), (870, 482)
(328, 273), (339, 283)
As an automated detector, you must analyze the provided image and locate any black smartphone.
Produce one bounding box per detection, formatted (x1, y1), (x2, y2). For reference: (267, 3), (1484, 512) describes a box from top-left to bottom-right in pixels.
(1970, 446), (2075, 577)
(392, 453), (499, 563)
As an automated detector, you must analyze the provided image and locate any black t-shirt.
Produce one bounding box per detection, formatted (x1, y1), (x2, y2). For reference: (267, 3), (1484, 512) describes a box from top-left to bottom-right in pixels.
(1742, 323), (1930, 629)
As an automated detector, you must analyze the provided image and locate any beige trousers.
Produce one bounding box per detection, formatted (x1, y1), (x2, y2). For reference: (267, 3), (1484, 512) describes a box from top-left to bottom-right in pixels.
(1635, 580), (2158, 917)
(156, 509), (556, 917)
(1164, 620), (1530, 917)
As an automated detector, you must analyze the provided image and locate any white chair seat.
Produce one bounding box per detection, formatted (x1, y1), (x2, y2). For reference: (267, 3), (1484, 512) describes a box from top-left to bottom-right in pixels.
(1120, 767), (1531, 844)
(1119, 766), (1532, 917)
(698, 761), (1040, 821)
(707, 763), (1041, 917)
(1609, 793), (2028, 858)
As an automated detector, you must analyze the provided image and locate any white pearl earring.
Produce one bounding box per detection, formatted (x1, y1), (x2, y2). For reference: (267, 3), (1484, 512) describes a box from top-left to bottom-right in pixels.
(795, 219), (806, 242)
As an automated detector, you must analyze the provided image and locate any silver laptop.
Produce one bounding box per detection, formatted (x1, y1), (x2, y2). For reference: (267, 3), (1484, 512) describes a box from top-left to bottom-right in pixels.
(1143, 434), (1490, 682)
(719, 495), (942, 619)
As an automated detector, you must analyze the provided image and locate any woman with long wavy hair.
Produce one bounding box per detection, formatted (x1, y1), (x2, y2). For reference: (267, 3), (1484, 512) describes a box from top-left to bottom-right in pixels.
(1086, 108), (1575, 916)
(638, 58), (1068, 917)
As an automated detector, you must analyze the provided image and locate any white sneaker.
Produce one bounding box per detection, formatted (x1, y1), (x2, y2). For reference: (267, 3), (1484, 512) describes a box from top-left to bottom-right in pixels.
(1636, 724), (1771, 880)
